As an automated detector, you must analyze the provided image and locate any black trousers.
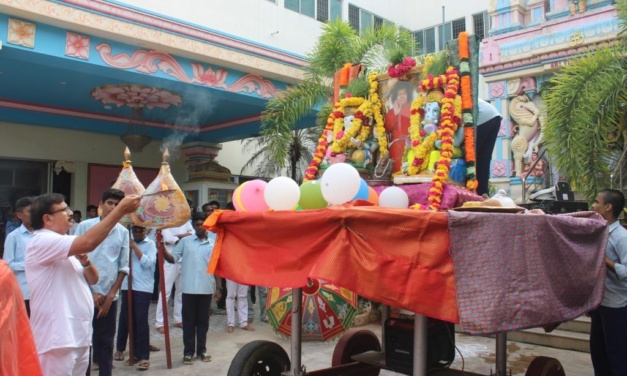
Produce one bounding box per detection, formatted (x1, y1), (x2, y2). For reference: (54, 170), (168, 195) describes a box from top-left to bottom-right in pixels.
(590, 305), (627, 376)
(25, 299), (30, 317)
(87, 300), (117, 376)
(116, 290), (152, 361)
(182, 293), (211, 357)
(476, 116), (502, 196)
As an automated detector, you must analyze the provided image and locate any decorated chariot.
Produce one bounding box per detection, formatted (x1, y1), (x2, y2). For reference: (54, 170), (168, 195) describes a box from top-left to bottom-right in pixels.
(205, 32), (607, 376)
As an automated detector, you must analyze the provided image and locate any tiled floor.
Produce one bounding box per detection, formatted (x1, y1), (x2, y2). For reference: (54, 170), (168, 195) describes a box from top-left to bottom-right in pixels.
(109, 301), (593, 375)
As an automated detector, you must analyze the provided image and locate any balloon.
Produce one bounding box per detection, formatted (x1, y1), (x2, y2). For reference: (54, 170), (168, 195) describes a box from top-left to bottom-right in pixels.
(234, 180), (269, 212)
(352, 178), (369, 201)
(366, 186), (379, 206)
(232, 181), (248, 212)
(299, 180), (327, 209)
(379, 186), (409, 208)
(320, 163), (361, 205)
(264, 176), (300, 211)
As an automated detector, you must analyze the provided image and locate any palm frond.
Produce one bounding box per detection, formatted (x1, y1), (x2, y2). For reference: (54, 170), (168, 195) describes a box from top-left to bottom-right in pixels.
(307, 19), (358, 78)
(353, 23), (414, 69)
(544, 48), (627, 202)
(617, 0), (627, 44)
(260, 78), (331, 149)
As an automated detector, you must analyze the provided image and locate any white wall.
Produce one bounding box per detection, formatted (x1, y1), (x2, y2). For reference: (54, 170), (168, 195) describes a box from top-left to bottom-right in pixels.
(118, 0), (491, 57)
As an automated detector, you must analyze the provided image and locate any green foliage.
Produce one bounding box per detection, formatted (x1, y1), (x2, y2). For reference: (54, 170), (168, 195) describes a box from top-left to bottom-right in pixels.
(426, 52), (449, 76)
(256, 19), (415, 172)
(543, 48), (627, 202)
(240, 128), (319, 182)
(345, 76), (370, 98)
(618, 0), (627, 44)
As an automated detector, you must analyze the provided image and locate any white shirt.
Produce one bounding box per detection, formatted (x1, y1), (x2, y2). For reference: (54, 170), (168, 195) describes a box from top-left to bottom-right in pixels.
(161, 222), (194, 262)
(477, 98), (502, 125)
(25, 229), (93, 353)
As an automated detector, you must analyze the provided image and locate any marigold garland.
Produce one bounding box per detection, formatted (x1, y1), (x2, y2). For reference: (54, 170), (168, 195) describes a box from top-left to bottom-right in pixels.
(458, 31), (478, 191)
(427, 68), (460, 210)
(303, 72), (386, 182)
(331, 97), (371, 153)
(368, 72), (388, 156)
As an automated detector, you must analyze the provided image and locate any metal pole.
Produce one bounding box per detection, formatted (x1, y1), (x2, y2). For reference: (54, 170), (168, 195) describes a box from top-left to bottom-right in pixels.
(290, 288), (303, 375)
(441, 6), (446, 51)
(495, 332), (507, 376)
(413, 313), (428, 376)
(380, 305), (391, 354)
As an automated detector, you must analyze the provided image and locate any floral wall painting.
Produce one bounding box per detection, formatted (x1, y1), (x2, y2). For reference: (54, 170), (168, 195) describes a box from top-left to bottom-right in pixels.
(65, 32), (91, 60)
(8, 18), (36, 48)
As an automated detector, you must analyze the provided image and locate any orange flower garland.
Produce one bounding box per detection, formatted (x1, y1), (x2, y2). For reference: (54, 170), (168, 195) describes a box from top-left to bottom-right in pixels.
(458, 31), (478, 191)
(427, 68), (460, 210)
(303, 105), (341, 182)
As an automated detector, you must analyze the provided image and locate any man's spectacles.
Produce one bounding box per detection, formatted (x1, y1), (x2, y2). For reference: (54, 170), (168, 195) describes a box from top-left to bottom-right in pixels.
(49, 206), (72, 215)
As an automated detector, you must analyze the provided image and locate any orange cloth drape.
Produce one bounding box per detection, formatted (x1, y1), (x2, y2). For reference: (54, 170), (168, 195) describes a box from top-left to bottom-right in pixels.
(0, 260), (43, 376)
(205, 206), (459, 323)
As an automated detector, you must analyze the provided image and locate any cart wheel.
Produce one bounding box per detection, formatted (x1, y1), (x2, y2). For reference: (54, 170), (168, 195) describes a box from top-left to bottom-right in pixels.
(332, 329), (381, 376)
(525, 356), (566, 376)
(227, 340), (290, 376)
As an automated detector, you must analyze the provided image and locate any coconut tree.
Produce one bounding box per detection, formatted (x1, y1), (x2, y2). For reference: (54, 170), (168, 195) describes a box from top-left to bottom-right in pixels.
(256, 19), (415, 169)
(542, 0), (627, 202)
(240, 127), (319, 183)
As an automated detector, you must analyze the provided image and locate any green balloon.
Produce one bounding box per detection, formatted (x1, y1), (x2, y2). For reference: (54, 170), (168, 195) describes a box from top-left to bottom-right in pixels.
(299, 180), (328, 209)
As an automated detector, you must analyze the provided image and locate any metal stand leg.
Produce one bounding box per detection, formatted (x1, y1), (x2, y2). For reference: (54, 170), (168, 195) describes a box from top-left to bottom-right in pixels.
(413, 313), (428, 376)
(380, 305), (391, 354)
(290, 288), (303, 375)
(495, 332), (507, 376)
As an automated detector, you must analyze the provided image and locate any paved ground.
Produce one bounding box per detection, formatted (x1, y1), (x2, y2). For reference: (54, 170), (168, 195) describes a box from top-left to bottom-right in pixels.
(108, 301), (594, 375)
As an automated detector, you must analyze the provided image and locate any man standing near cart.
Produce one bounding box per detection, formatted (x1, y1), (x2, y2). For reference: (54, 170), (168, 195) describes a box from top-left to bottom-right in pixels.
(590, 189), (627, 376)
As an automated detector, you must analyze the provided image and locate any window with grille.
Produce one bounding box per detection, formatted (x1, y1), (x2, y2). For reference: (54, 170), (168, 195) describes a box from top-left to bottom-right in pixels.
(317, 0), (328, 22)
(452, 18), (466, 39)
(286, 0), (341, 22)
(472, 11), (489, 41)
(347, 5), (388, 34)
(374, 16), (383, 31)
(348, 4), (359, 31)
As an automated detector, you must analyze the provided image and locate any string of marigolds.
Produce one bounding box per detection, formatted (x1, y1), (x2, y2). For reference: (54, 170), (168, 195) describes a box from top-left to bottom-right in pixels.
(458, 32), (478, 191)
(427, 68), (461, 210)
(303, 72), (386, 182)
(331, 97), (371, 153)
(411, 67), (461, 210)
(369, 72), (388, 157)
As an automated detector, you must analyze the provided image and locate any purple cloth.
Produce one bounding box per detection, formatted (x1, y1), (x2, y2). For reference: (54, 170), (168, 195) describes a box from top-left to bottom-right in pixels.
(373, 184), (482, 209)
(448, 211), (608, 334)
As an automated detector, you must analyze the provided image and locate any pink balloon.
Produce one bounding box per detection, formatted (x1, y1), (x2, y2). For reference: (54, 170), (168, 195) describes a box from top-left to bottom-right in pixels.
(237, 179), (269, 212)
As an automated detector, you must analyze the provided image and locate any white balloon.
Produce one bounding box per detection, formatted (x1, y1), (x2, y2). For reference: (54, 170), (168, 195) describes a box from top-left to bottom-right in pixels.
(379, 186), (409, 208)
(320, 163), (361, 205)
(264, 176), (301, 210)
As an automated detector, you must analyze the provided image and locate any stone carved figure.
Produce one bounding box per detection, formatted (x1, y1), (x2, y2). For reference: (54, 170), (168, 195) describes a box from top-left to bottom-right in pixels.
(509, 87), (545, 177)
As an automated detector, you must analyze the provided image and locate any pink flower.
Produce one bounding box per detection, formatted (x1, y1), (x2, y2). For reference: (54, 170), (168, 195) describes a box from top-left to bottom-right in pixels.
(65, 32), (90, 59)
(336, 131), (344, 140)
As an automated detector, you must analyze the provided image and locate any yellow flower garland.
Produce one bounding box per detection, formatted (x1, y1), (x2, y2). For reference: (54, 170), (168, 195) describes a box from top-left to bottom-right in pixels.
(331, 97), (371, 153)
(368, 72), (388, 157)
